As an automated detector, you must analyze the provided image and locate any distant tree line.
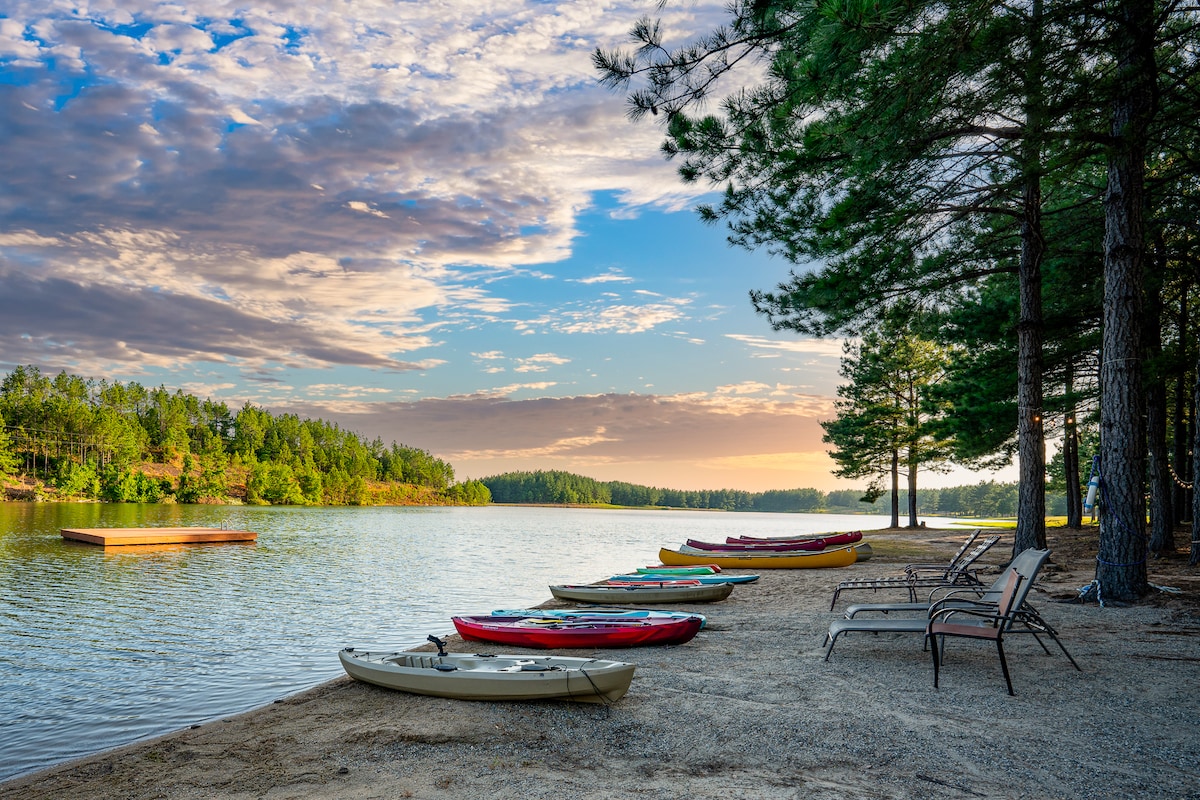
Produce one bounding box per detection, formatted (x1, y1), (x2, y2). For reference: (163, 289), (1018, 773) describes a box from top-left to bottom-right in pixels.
(481, 470), (1046, 518)
(0, 365), (490, 506)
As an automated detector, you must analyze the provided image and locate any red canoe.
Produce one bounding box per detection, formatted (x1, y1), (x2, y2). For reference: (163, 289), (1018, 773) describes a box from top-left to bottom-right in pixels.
(451, 615), (703, 649)
(730, 531), (863, 546)
(686, 538), (828, 552)
(603, 578), (702, 586)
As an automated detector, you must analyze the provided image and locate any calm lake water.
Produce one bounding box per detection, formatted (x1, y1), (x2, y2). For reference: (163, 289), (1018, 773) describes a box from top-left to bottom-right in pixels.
(0, 503), (966, 781)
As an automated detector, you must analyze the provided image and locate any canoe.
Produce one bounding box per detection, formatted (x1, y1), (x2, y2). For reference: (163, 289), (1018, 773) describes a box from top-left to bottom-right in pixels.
(635, 565), (720, 575)
(658, 545), (859, 569)
(608, 572), (760, 585)
(687, 538), (827, 552)
(490, 608), (708, 628)
(451, 614), (703, 648)
(549, 582), (735, 604)
(338, 647), (635, 703)
(601, 578), (702, 587)
(731, 531), (863, 545)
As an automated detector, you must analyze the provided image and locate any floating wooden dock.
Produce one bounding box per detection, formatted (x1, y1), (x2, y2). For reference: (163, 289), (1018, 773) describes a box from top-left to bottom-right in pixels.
(60, 527), (257, 547)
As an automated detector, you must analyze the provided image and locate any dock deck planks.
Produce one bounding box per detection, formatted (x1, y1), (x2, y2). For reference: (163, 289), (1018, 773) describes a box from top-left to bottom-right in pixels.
(60, 527), (257, 546)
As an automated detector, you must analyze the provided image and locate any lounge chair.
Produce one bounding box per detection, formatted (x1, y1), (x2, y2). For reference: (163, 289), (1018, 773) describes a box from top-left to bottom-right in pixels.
(929, 571), (1023, 694)
(828, 532), (1000, 610)
(838, 548), (1080, 670)
(823, 548), (1080, 675)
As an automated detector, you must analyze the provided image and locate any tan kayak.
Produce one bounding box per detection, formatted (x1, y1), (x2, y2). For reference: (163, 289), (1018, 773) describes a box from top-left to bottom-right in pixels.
(339, 648), (635, 703)
(659, 544), (859, 569)
(549, 581), (734, 604)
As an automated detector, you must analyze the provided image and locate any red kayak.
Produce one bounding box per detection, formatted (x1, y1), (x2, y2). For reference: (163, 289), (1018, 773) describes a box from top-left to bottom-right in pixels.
(728, 531), (863, 547)
(602, 578), (701, 587)
(451, 615), (703, 649)
(686, 537), (827, 552)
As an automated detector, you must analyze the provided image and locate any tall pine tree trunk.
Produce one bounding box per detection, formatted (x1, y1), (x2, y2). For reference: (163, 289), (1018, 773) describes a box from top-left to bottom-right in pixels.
(1173, 281), (1191, 526)
(1064, 363), (1083, 529)
(1145, 239), (1174, 554)
(1096, 0), (1154, 600)
(907, 456), (918, 528)
(1015, 0), (1047, 556)
(1192, 353), (1200, 566)
(889, 447), (900, 529)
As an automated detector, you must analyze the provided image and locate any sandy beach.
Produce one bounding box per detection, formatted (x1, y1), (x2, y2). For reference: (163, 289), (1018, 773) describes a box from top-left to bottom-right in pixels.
(3, 526), (1199, 800)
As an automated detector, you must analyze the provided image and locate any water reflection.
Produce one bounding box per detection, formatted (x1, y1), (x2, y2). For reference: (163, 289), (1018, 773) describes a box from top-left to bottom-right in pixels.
(0, 504), (961, 781)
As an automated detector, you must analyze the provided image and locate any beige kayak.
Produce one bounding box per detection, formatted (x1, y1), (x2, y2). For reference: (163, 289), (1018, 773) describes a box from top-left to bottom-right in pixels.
(338, 648), (635, 703)
(549, 581), (734, 604)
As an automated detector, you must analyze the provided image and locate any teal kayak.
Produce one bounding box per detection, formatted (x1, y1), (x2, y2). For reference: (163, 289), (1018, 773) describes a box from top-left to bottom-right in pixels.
(609, 573), (759, 585)
(490, 608), (708, 628)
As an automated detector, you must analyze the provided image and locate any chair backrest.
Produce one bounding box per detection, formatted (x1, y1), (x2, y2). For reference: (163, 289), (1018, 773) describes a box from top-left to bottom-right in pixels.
(995, 571), (1024, 624)
(976, 547), (1049, 602)
(951, 534), (1001, 575)
(1010, 548), (1050, 586)
(947, 529), (983, 567)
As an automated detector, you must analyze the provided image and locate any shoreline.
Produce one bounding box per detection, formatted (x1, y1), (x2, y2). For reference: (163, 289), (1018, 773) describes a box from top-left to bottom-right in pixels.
(4, 527), (1199, 799)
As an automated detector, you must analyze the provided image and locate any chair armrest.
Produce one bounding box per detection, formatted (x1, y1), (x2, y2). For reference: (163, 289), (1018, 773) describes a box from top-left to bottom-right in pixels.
(924, 584), (987, 602)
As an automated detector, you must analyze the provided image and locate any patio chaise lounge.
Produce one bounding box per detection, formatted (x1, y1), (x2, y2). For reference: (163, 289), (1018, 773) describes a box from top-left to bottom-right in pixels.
(822, 548), (1081, 690)
(828, 531), (1000, 610)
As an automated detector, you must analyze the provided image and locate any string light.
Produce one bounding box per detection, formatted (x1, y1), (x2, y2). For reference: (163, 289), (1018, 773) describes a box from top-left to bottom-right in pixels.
(1167, 463), (1194, 490)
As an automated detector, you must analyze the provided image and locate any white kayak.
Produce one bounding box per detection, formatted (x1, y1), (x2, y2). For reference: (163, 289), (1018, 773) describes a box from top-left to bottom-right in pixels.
(338, 646), (635, 703)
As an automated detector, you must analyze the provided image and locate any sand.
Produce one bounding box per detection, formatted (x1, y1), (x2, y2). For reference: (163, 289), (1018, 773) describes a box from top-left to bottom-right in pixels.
(3, 526), (1199, 800)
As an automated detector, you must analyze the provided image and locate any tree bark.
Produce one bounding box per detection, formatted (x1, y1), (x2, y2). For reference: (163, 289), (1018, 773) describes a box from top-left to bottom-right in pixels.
(1192, 351), (1200, 566)
(907, 456), (918, 528)
(1014, 0), (1047, 556)
(1096, 0), (1154, 600)
(1145, 239), (1173, 554)
(1064, 362), (1082, 529)
(889, 448), (900, 529)
(1173, 279), (1191, 526)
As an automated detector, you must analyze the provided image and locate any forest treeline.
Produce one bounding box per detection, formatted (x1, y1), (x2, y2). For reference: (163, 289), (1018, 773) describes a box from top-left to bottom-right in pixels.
(0, 365), (490, 506)
(481, 469), (1044, 518)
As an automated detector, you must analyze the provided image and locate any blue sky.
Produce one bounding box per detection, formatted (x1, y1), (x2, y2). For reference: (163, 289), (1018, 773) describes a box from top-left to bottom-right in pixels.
(0, 1), (1012, 492)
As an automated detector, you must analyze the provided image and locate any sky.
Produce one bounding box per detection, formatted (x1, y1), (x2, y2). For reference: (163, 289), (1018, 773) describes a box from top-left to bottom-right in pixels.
(0, 0), (1015, 493)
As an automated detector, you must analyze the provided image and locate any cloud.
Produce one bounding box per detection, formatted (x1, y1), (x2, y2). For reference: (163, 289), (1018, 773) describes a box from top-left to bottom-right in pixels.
(276, 389), (842, 490)
(0, 1), (728, 374)
(552, 298), (693, 334)
(574, 270), (633, 284)
(725, 333), (848, 357)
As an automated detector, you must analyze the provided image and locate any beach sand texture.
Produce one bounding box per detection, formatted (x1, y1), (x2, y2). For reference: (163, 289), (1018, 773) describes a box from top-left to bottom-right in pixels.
(3, 526), (1198, 800)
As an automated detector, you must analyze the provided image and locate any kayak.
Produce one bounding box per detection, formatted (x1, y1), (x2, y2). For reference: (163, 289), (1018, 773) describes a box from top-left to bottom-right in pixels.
(452, 614), (703, 648)
(601, 578), (702, 587)
(608, 572), (760, 585)
(490, 608), (708, 628)
(338, 647), (635, 703)
(731, 531), (863, 546)
(634, 565), (720, 575)
(549, 582), (735, 604)
(658, 545), (859, 569)
(686, 538), (827, 552)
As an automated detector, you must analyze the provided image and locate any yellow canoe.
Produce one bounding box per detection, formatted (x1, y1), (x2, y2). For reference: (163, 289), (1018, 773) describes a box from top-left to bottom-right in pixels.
(658, 545), (859, 569)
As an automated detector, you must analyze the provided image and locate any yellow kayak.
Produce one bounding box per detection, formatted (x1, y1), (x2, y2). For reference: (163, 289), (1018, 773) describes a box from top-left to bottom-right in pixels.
(658, 544), (859, 569)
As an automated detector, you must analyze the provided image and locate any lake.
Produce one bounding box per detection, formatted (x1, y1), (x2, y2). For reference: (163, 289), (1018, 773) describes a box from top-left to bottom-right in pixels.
(0, 503), (966, 781)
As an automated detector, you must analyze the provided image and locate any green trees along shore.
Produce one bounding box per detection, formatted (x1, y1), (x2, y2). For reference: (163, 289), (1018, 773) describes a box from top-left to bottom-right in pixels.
(0, 365), (490, 506)
(480, 468), (1057, 519)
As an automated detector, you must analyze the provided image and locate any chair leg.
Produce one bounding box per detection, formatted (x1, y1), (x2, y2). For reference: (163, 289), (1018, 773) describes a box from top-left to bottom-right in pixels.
(929, 633), (940, 688)
(996, 639), (1014, 696)
(824, 632), (838, 662)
